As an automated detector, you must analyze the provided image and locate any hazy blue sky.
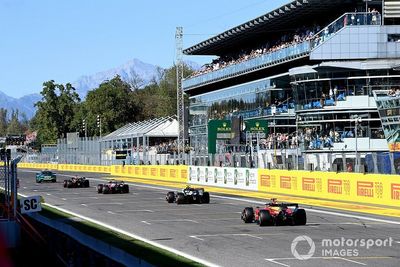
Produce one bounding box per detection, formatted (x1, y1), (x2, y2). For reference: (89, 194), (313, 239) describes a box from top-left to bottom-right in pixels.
(0, 0), (289, 97)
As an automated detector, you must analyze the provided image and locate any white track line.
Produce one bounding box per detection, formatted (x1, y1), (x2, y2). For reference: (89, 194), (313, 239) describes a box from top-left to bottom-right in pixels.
(265, 256), (367, 266)
(265, 259), (290, 267)
(189, 236), (205, 241)
(42, 203), (220, 267)
(339, 257), (366, 266)
(114, 209), (154, 213)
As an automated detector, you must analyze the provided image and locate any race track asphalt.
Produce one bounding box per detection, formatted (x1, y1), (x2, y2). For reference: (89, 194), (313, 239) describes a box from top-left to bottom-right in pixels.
(18, 169), (400, 267)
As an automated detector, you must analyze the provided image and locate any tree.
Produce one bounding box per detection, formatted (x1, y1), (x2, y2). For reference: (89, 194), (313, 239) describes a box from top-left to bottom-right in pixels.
(32, 80), (80, 145)
(0, 108), (8, 136)
(133, 64), (193, 120)
(83, 75), (138, 135)
(127, 69), (144, 91)
(6, 110), (24, 135)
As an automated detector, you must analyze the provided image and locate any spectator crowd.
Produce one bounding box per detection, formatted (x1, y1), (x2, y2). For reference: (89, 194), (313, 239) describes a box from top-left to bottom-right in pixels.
(189, 25), (320, 78)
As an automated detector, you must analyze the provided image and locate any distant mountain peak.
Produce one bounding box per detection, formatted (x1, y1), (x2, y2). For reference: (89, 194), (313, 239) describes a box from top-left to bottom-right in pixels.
(0, 57), (201, 119)
(0, 92), (41, 119)
(72, 58), (162, 98)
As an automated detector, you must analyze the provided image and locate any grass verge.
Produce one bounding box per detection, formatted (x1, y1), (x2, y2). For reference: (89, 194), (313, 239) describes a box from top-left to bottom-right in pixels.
(37, 206), (204, 267)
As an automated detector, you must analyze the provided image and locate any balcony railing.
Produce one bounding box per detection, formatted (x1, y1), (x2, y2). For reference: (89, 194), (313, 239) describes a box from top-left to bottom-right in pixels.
(183, 41), (311, 90)
(312, 12), (381, 48)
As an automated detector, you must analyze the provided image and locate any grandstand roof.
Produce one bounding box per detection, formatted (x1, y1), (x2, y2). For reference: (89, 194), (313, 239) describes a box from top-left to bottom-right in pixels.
(183, 0), (360, 56)
(102, 116), (178, 141)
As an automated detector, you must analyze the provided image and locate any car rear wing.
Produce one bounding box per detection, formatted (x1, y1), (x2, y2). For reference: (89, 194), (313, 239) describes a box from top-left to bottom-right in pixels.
(269, 203), (299, 208)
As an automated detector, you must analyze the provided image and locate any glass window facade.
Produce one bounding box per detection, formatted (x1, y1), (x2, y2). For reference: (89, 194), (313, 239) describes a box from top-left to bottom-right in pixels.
(189, 76), (294, 153)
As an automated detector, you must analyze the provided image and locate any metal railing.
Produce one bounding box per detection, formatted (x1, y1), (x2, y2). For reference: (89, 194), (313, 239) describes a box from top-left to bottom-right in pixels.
(183, 41), (310, 89)
(312, 12), (382, 49)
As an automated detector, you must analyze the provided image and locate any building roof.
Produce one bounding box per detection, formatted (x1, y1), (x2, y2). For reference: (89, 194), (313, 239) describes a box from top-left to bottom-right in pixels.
(102, 116), (178, 141)
(183, 0), (361, 56)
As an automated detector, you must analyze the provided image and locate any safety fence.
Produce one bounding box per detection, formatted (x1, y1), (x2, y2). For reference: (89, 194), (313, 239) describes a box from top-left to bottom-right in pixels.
(18, 163), (400, 208)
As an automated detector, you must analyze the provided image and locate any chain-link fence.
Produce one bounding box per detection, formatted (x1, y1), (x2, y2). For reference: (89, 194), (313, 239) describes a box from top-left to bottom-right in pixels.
(19, 137), (400, 175)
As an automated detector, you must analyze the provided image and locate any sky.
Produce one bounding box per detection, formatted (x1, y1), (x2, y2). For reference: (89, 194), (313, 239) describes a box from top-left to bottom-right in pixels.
(0, 0), (289, 98)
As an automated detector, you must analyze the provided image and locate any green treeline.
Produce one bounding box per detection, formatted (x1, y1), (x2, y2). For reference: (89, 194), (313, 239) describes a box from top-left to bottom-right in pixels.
(29, 64), (193, 148)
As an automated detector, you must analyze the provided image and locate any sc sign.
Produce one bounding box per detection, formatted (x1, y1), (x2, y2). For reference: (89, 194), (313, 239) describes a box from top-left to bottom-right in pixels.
(20, 196), (42, 214)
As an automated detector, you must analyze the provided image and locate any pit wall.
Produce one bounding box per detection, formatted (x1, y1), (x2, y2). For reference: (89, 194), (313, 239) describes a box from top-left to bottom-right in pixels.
(110, 165), (188, 183)
(18, 163), (59, 170)
(18, 163), (400, 208)
(18, 163), (110, 173)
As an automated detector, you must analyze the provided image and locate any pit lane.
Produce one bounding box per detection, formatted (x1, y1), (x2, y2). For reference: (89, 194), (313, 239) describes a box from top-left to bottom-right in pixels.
(18, 169), (400, 267)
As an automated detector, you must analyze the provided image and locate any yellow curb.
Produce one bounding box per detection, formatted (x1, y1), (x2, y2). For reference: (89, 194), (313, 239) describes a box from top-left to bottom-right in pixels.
(110, 176), (400, 219)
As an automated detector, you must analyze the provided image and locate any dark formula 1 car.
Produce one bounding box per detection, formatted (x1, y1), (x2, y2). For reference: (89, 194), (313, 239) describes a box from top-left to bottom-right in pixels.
(241, 199), (307, 226)
(63, 176), (90, 188)
(97, 180), (129, 194)
(166, 186), (210, 204)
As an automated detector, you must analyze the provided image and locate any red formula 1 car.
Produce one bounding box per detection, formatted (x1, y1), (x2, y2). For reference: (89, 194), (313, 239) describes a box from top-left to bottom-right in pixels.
(241, 199), (307, 226)
(97, 180), (129, 194)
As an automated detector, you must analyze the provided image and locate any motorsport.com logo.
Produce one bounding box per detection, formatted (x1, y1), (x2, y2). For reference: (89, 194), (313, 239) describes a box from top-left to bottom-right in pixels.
(291, 235), (394, 259)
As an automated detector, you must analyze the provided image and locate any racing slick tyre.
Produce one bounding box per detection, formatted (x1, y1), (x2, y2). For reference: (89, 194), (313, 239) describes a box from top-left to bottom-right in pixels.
(200, 192), (210, 204)
(122, 184), (129, 193)
(83, 179), (90, 188)
(259, 210), (273, 226)
(166, 192), (175, 203)
(176, 193), (185, 204)
(103, 186), (110, 194)
(63, 180), (68, 188)
(97, 184), (103, 193)
(294, 209), (307, 225)
(241, 207), (255, 223)
(275, 211), (285, 226)
(67, 181), (73, 188)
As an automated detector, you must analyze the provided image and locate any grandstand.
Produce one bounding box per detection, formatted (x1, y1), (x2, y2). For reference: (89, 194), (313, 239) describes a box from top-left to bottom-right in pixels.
(183, 0), (400, 174)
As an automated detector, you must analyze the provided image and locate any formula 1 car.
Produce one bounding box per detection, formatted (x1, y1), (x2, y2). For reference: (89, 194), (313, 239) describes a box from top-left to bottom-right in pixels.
(166, 186), (210, 204)
(97, 180), (129, 194)
(36, 170), (56, 183)
(241, 199), (307, 226)
(63, 176), (90, 188)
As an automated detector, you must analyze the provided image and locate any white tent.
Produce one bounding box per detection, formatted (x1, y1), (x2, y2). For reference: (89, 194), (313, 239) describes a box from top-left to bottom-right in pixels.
(145, 119), (178, 137)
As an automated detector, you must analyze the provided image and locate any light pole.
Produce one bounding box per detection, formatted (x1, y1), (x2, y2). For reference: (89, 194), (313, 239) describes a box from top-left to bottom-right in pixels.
(271, 105), (277, 167)
(354, 116), (362, 172)
(296, 115), (299, 170)
(82, 118), (87, 138)
(97, 115), (102, 138)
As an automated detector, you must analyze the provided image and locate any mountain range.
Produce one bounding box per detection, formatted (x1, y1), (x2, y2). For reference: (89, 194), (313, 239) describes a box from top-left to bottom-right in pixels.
(0, 58), (194, 119)
(0, 91), (41, 119)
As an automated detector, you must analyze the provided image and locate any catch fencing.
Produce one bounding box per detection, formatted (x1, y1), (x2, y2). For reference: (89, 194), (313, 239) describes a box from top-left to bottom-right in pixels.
(19, 137), (400, 175)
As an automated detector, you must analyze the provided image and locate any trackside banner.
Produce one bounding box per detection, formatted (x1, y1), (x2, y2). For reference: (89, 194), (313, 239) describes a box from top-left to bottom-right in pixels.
(258, 169), (400, 207)
(188, 166), (258, 191)
(17, 163), (110, 173)
(111, 165), (188, 183)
